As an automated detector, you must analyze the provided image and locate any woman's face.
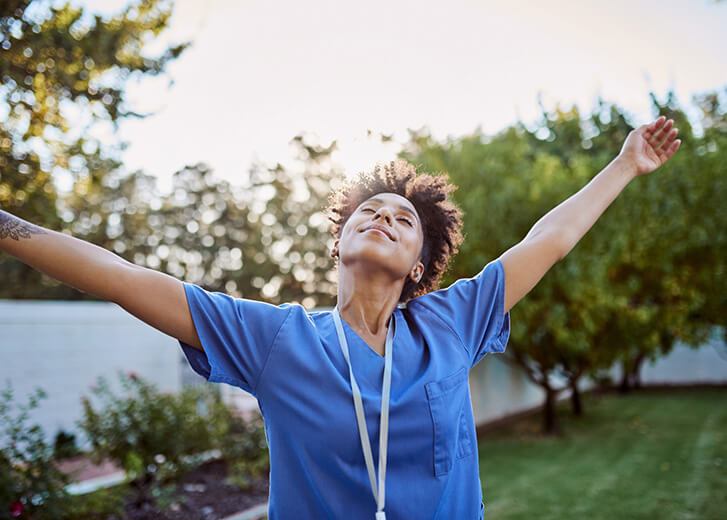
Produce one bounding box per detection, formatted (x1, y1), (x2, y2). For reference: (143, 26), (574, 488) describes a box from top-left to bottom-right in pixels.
(334, 192), (424, 284)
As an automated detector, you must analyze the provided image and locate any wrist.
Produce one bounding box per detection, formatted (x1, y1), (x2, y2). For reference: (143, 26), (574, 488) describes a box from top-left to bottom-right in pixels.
(611, 155), (639, 181)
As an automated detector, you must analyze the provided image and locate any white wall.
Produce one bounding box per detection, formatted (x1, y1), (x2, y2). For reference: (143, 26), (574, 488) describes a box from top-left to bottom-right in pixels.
(0, 300), (183, 445)
(626, 328), (727, 384)
(469, 353), (551, 425)
(1, 299), (724, 444)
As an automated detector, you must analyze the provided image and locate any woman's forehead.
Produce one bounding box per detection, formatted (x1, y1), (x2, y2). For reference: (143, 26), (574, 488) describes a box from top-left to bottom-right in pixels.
(362, 192), (416, 211)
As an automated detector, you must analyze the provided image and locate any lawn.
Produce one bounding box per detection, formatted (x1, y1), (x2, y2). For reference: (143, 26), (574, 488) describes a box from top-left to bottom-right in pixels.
(478, 387), (727, 520)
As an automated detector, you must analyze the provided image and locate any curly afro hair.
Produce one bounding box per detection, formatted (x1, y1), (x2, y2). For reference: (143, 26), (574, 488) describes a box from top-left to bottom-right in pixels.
(326, 159), (465, 303)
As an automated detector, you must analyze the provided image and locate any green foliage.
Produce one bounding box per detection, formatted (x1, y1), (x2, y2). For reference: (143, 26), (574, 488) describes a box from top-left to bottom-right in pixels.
(89, 138), (340, 308)
(0, 374), (269, 518)
(402, 88), (727, 432)
(0, 0), (188, 298)
(62, 486), (127, 520)
(221, 412), (270, 490)
(79, 372), (226, 480)
(78, 371), (269, 509)
(0, 383), (127, 519)
(1, 3), (344, 310)
(0, 383), (71, 520)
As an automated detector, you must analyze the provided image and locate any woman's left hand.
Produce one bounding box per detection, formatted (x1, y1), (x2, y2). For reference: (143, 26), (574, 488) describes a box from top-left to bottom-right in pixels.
(618, 116), (682, 177)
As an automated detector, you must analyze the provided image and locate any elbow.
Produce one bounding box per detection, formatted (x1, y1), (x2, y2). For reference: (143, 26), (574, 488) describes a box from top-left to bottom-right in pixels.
(530, 226), (572, 262)
(555, 230), (575, 261)
(554, 229), (578, 261)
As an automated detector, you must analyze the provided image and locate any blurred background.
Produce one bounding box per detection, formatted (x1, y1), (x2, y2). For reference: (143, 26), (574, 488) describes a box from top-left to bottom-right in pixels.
(1, 0), (725, 519)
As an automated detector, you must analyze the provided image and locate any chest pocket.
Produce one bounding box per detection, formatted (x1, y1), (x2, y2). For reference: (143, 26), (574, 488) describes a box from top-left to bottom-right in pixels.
(425, 366), (474, 477)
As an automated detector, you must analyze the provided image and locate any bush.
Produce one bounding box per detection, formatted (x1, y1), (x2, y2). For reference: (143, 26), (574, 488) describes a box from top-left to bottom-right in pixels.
(78, 371), (264, 508)
(221, 412), (270, 490)
(0, 374), (270, 519)
(66, 486), (128, 520)
(0, 384), (71, 520)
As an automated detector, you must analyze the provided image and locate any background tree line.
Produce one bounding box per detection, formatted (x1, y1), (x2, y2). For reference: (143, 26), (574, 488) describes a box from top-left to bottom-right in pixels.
(2, 0), (725, 434)
(402, 92), (726, 432)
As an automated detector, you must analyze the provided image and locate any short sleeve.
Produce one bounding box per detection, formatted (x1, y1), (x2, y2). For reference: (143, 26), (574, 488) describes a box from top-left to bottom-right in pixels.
(417, 258), (511, 367)
(178, 282), (293, 396)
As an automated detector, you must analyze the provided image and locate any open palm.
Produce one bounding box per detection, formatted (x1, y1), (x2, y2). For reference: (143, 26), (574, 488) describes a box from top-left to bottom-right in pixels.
(619, 116), (682, 176)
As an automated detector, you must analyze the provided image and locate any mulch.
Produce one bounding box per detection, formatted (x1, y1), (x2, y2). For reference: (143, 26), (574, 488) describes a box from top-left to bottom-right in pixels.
(107, 459), (269, 520)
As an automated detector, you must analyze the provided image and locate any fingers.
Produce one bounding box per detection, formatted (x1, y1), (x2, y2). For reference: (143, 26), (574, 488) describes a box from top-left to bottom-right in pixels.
(657, 126), (678, 151)
(646, 116), (679, 152)
(650, 118), (673, 143)
(643, 116), (666, 139)
(646, 115), (666, 134)
(662, 138), (681, 162)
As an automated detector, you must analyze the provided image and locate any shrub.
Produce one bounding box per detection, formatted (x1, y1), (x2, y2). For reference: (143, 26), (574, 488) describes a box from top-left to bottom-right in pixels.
(79, 372), (239, 507)
(0, 384), (71, 520)
(63, 486), (127, 520)
(220, 412), (270, 490)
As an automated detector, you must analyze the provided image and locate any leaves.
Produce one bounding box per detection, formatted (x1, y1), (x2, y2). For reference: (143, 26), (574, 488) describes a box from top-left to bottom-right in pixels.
(77, 371), (268, 511)
(403, 90), (726, 432)
(0, 382), (72, 519)
(0, 0), (187, 298)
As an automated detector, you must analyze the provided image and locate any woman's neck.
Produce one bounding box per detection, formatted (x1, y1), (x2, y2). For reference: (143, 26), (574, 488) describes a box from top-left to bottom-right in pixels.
(336, 264), (402, 336)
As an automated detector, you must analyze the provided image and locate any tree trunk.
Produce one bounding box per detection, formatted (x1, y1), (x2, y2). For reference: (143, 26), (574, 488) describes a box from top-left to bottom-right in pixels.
(570, 378), (583, 416)
(631, 353), (645, 389)
(543, 386), (560, 435)
(618, 359), (631, 394)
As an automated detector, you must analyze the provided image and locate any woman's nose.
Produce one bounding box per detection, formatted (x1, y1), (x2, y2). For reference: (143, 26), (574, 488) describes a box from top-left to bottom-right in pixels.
(374, 208), (394, 224)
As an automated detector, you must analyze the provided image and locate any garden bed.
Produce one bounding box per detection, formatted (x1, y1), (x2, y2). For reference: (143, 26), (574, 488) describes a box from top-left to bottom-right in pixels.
(88, 458), (269, 520)
(2, 374), (271, 519)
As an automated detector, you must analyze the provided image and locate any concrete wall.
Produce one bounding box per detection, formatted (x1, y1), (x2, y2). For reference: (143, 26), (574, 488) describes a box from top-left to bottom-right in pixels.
(620, 327), (727, 384)
(469, 353), (554, 425)
(1, 299), (724, 444)
(0, 300), (183, 445)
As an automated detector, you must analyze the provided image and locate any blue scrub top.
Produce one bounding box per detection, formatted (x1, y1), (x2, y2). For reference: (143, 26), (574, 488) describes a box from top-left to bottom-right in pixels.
(179, 258), (511, 520)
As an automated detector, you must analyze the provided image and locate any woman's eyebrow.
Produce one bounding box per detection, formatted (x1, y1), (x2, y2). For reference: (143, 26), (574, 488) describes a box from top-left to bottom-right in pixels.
(367, 197), (419, 222)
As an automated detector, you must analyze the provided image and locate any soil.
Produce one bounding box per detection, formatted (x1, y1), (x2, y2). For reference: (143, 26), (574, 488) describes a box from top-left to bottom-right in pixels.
(118, 459), (269, 520)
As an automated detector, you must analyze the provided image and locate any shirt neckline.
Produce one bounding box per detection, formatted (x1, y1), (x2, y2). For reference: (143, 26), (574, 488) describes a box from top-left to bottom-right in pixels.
(333, 308), (398, 360)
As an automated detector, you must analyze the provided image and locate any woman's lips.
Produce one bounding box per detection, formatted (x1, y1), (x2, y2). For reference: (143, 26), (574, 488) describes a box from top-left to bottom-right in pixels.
(364, 228), (392, 240)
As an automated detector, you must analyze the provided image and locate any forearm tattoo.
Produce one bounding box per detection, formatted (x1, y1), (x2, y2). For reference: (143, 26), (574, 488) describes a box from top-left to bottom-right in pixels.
(0, 212), (49, 240)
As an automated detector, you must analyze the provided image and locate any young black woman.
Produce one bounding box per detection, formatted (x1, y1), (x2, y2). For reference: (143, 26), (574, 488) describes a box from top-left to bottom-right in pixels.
(0, 116), (680, 519)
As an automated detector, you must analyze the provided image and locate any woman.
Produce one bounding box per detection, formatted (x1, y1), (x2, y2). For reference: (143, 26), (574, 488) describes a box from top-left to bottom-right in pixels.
(0, 117), (681, 519)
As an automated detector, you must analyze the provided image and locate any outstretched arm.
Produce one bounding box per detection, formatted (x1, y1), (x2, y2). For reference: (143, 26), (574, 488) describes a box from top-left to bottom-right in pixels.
(0, 210), (203, 350)
(500, 116), (682, 313)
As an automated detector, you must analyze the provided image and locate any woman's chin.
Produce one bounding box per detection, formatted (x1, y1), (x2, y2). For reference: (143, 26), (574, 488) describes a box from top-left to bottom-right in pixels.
(340, 249), (399, 269)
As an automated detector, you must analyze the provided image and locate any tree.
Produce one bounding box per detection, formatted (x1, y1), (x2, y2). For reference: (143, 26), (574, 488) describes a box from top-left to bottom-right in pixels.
(0, 0), (188, 298)
(117, 134), (341, 309)
(401, 89), (727, 433)
(600, 90), (726, 392)
(0, 2), (346, 308)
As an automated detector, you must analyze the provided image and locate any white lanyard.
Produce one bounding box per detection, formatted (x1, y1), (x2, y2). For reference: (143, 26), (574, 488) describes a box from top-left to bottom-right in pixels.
(332, 306), (394, 520)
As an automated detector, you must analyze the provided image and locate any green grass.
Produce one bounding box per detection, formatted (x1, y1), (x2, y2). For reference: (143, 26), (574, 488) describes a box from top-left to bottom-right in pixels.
(478, 387), (727, 520)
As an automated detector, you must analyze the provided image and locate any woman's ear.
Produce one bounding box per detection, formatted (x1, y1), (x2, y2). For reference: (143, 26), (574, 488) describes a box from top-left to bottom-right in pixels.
(410, 261), (424, 283)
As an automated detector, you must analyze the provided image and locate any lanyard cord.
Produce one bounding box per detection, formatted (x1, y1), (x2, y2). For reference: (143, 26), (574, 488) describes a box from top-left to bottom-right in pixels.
(332, 306), (394, 520)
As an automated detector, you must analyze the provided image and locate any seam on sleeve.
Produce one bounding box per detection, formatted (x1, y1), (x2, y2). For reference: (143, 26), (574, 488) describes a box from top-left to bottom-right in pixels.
(414, 258), (508, 362)
(209, 370), (249, 390)
(493, 259), (506, 333)
(183, 282), (258, 391)
(251, 304), (295, 395)
(485, 259), (509, 353)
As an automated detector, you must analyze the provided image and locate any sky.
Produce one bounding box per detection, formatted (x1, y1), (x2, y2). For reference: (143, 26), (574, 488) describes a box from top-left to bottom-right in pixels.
(71, 0), (727, 194)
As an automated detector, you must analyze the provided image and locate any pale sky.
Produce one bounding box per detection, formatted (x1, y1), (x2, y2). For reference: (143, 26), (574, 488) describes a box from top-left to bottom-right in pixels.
(72, 0), (726, 194)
